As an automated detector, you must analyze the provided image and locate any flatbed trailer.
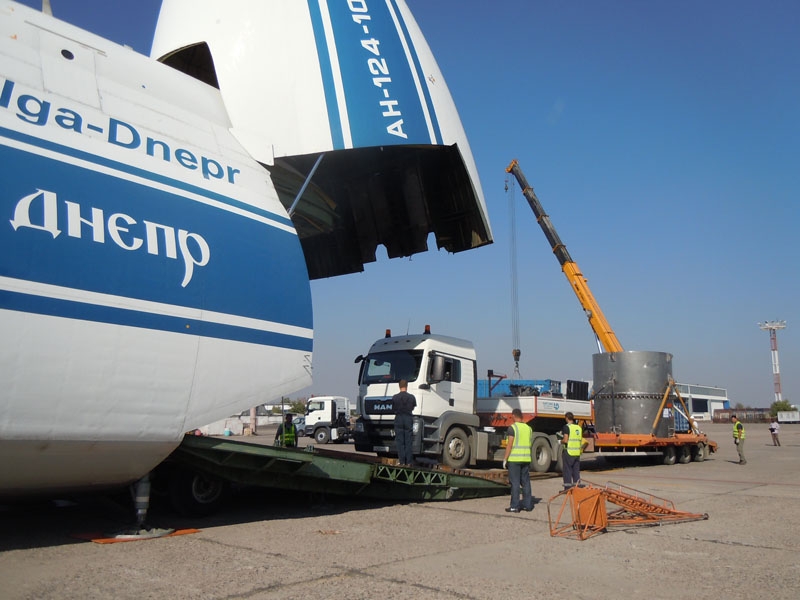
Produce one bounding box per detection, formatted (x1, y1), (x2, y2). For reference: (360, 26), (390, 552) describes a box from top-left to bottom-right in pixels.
(473, 394), (716, 471)
(590, 432), (717, 464)
(354, 329), (718, 472)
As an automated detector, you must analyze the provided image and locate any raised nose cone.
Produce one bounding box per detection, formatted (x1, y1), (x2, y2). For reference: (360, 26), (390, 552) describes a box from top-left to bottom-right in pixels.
(152, 0), (492, 280)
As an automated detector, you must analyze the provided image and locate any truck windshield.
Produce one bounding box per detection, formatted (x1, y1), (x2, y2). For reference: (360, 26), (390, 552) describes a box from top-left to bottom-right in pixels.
(361, 350), (423, 384)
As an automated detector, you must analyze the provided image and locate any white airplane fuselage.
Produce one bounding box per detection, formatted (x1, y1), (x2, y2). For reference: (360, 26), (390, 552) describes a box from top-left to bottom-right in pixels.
(0, 1), (313, 493)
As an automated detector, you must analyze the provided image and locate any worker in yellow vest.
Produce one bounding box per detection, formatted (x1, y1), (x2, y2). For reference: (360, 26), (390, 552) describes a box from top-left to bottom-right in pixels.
(561, 412), (588, 490)
(274, 413), (297, 448)
(731, 415), (746, 465)
(502, 408), (533, 513)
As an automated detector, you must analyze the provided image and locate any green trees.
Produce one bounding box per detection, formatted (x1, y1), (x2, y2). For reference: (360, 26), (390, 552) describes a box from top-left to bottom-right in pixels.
(270, 398), (308, 415)
(770, 400), (794, 416)
(288, 399), (307, 414)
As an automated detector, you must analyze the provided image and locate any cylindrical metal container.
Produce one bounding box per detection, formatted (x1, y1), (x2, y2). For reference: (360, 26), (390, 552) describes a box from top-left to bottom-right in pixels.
(592, 351), (674, 437)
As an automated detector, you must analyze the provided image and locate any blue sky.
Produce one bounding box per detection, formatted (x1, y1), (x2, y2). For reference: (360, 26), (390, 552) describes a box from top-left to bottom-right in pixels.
(19, 0), (798, 408)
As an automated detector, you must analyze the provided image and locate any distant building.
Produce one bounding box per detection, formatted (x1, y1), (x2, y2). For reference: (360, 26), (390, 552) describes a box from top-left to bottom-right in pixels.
(674, 383), (729, 421)
(712, 408), (772, 424)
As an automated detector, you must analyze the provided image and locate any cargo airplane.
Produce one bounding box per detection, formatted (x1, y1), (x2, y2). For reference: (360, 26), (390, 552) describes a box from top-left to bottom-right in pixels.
(0, 0), (491, 505)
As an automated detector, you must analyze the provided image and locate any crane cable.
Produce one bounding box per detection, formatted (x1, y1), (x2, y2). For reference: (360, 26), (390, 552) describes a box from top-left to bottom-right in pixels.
(505, 177), (521, 379)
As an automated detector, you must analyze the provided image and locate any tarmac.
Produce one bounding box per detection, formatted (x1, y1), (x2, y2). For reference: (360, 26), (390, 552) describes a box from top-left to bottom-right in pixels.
(1, 421), (798, 600)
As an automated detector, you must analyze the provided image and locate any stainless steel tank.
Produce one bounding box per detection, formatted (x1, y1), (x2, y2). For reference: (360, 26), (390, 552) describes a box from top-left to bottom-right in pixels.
(592, 351), (674, 437)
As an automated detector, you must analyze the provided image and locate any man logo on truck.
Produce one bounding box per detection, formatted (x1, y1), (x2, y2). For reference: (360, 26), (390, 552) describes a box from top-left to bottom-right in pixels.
(365, 399), (394, 414)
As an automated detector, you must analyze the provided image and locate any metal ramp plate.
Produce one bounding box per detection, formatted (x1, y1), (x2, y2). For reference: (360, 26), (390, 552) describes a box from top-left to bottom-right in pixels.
(170, 436), (508, 501)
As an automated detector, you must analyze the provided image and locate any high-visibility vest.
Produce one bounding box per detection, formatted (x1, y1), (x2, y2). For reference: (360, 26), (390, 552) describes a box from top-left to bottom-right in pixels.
(732, 422), (745, 440)
(566, 423), (583, 456)
(281, 424), (297, 446)
(508, 422), (532, 463)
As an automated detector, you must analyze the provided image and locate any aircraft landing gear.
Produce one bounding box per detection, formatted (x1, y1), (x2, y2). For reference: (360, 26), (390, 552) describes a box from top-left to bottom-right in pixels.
(109, 474), (175, 540)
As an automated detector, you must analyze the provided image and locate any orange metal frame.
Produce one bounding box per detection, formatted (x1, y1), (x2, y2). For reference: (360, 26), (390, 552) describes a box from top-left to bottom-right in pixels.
(547, 481), (708, 541)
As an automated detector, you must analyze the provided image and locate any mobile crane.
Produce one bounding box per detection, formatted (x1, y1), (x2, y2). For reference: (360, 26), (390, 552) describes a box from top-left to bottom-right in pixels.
(353, 164), (717, 470)
(504, 159), (716, 464)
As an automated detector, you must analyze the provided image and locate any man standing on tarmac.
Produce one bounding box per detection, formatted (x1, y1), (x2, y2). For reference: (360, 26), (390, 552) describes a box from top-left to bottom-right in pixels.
(731, 415), (747, 464)
(561, 412), (588, 490)
(502, 408), (533, 513)
(392, 380), (417, 466)
(769, 418), (781, 447)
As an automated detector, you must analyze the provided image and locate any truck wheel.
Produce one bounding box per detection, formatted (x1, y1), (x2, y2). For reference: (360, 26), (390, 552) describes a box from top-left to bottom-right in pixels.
(692, 443), (705, 462)
(442, 427), (470, 469)
(662, 446), (677, 466)
(531, 437), (553, 473)
(678, 445), (692, 464)
(168, 469), (228, 517)
(314, 428), (330, 444)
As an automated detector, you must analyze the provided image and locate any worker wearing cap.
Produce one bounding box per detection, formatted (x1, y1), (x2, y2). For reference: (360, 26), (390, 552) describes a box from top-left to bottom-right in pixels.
(731, 415), (746, 465)
(561, 412), (588, 490)
(502, 408), (533, 513)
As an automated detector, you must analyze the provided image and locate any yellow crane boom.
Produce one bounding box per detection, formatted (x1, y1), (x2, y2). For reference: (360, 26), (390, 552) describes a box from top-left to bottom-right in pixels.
(505, 160), (623, 353)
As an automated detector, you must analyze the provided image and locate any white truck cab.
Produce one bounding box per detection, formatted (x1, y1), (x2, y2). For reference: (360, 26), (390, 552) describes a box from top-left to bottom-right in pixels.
(354, 327), (480, 467)
(305, 396), (351, 444)
(354, 326), (594, 471)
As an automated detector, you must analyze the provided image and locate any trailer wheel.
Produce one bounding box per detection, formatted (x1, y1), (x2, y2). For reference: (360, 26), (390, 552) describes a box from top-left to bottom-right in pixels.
(442, 427), (470, 469)
(678, 445), (692, 464)
(662, 445), (677, 466)
(692, 443), (705, 462)
(168, 469), (228, 517)
(531, 437), (553, 473)
(314, 428), (330, 444)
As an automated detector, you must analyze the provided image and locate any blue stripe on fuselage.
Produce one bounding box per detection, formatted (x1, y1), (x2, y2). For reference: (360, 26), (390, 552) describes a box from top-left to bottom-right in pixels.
(0, 289), (313, 352)
(388, 0), (442, 145)
(308, 1), (346, 149)
(308, 0), (442, 148)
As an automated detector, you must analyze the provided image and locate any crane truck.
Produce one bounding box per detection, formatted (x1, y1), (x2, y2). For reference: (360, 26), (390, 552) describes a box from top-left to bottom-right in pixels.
(353, 326), (715, 470)
(506, 159), (716, 457)
(354, 160), (717, 469)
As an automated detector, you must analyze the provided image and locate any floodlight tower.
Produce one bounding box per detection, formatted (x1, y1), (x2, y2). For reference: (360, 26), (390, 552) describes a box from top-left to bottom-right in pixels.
(758, 320), (787, 403)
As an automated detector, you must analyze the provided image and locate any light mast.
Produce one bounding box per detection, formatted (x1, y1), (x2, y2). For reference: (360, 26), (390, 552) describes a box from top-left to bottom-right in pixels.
(758, 320), (787, 403)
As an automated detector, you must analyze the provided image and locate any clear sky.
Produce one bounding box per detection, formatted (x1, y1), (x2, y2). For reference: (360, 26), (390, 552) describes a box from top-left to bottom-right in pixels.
(18, 0), (798, 408)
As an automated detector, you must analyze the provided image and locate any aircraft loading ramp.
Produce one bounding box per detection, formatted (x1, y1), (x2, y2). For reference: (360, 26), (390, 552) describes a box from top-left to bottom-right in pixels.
(170, 435), (509, 502)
